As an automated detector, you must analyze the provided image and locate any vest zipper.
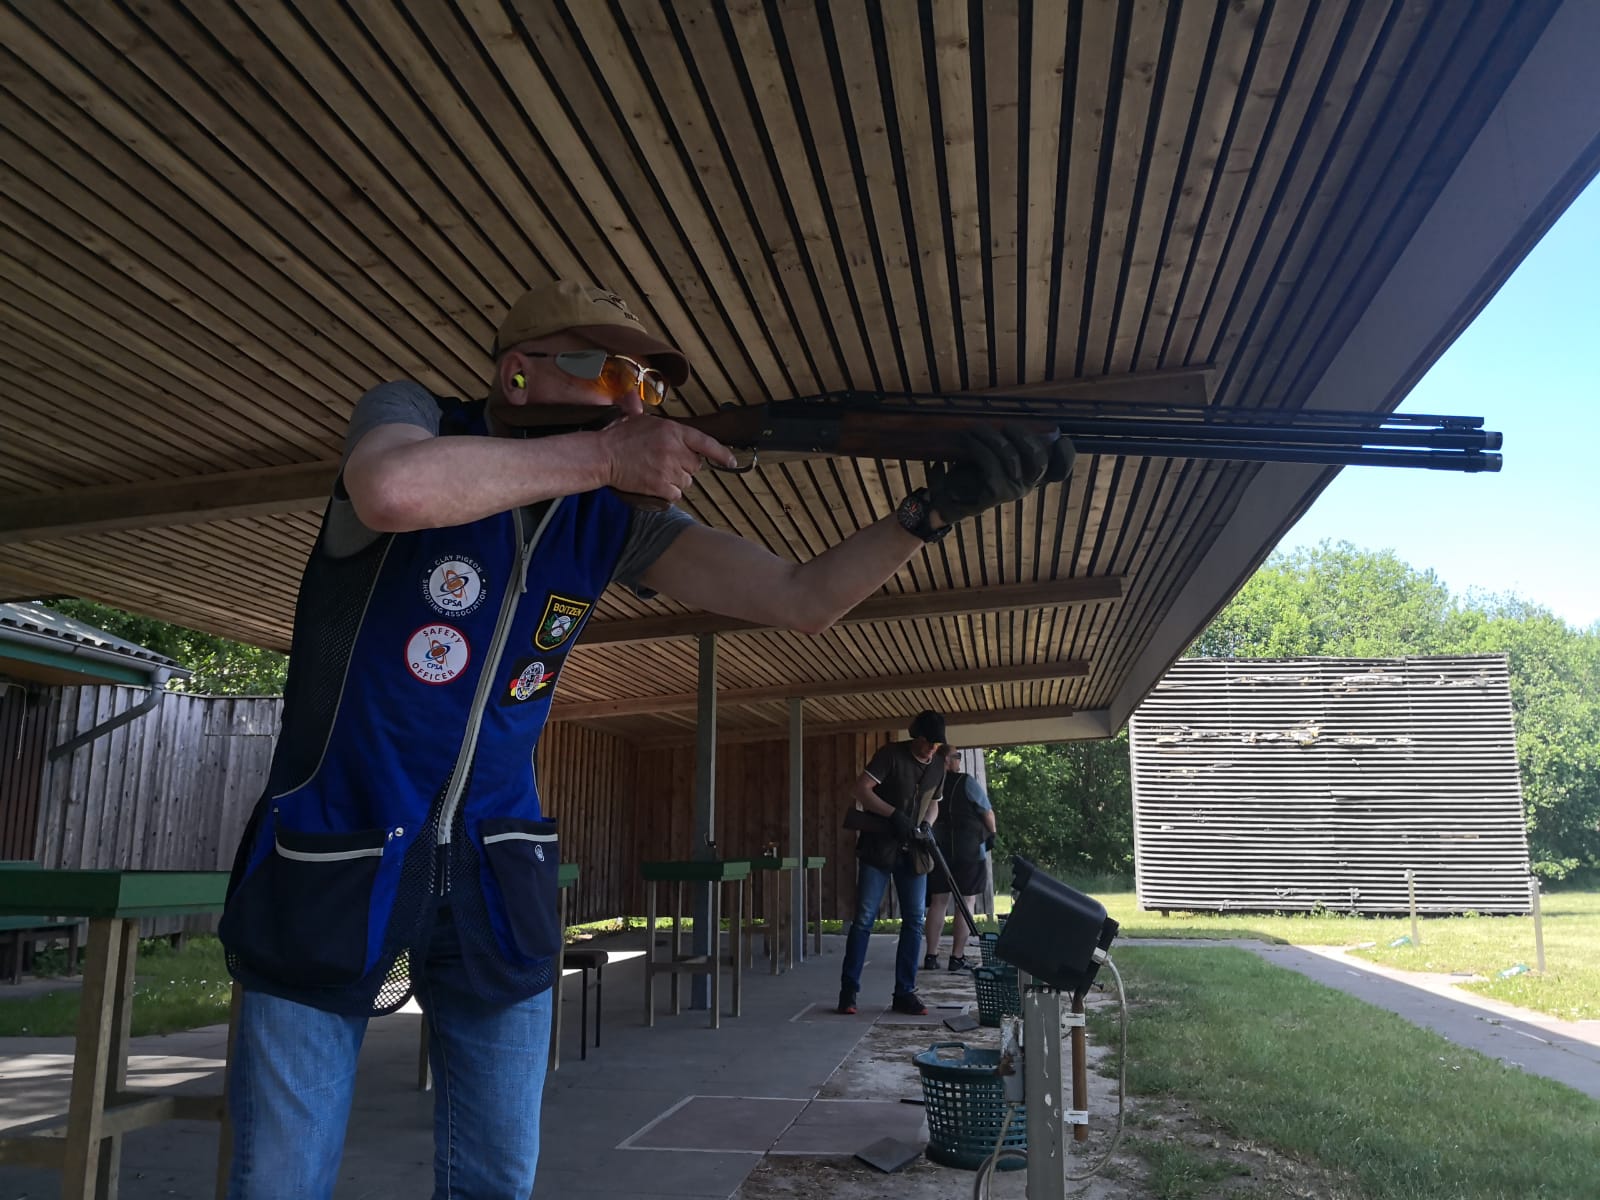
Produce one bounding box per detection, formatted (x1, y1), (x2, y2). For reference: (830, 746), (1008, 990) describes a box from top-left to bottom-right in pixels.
(434, 500), (563, 879)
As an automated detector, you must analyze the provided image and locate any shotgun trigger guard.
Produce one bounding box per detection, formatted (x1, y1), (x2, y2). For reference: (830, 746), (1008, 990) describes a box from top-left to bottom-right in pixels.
(712, 447), (759, 473)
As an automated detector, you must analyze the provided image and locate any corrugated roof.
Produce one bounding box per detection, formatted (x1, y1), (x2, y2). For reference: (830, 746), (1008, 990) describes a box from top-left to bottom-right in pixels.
(0, 1), (1594, 742)
(0, 601), (187, 676)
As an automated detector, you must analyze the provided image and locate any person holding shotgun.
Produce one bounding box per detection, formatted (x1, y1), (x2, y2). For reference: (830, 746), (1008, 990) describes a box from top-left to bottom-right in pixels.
(836, 709), (951, 1017)
(217, 279), (1071, 1199)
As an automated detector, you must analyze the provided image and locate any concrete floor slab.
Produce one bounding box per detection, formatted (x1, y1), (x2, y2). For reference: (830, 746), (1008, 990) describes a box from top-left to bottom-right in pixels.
(768, 1099), (927, 1156)
(620, 1096), (807, 1153)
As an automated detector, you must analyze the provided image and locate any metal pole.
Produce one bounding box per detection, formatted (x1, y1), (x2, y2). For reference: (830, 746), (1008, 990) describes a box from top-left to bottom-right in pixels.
(691, 634), (717, 1010)
(1023, 988), (1066, 1200)
(1070, 994), (1089, 1146)
(1531, 876), (1546, 974)
(788, 698), (805, 965)
(1406, 869), (1420, 946)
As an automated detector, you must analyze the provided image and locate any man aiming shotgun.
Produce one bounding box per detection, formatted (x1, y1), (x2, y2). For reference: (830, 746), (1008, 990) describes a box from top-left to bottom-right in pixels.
(216, 280), (1069, 1199)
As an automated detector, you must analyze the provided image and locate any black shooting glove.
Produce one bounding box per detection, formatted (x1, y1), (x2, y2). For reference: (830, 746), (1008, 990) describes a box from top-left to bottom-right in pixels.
(924, 424), (1074, 526)
(889, 809), (917, 844)
(984, 834), (997, 854)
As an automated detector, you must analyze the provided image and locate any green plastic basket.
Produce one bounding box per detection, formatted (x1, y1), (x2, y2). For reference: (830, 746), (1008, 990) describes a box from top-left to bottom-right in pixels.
(978, 931), (1001, 965)
(973, 964), (1021, 1027)
(914, 1043), (1027, 1171)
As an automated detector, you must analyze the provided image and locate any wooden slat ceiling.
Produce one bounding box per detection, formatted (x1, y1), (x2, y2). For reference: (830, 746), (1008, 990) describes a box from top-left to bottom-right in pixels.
(0, 0), (1579, 744)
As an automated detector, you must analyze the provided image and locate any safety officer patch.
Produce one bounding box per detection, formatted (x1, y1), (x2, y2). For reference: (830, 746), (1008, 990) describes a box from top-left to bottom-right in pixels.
(406, 624), (469, 685)
(423, 556), (486, 617)
(498, 654), (565, 706)
(533, 593), (592, 650)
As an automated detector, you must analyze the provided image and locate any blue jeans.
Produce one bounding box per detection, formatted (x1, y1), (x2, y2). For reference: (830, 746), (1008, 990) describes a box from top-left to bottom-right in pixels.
(227, 913), (553, 1199)
(840, 856), (927, 998)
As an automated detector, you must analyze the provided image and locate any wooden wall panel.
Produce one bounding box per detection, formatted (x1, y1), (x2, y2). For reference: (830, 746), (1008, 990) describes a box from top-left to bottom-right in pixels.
(535, 721), (640, 926)
(28, 686), (278, 935)
(0, 685), (56, 860)
(631, 729), (892, 921)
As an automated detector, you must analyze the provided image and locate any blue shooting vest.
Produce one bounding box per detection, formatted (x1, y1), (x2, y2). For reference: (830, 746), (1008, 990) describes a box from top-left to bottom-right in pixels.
(220, 398), (633, 1014)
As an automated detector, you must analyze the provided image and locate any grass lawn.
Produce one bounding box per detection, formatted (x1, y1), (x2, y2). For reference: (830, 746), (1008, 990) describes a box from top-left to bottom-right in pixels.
(1093, 946), (1600, 1199)
(0, 936), (233, 1038)
(820, 880), (1597, 1021)
(1353, 893), (1598, 1021)
(1100, 889), (1599, 1022)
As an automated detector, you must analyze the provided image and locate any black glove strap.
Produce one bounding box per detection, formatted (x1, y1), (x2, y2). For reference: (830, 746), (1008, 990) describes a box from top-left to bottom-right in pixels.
(896, 488), (952, 543)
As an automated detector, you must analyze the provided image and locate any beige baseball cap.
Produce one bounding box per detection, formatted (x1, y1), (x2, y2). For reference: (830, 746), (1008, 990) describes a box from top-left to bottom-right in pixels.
(493, 280), (689, 387)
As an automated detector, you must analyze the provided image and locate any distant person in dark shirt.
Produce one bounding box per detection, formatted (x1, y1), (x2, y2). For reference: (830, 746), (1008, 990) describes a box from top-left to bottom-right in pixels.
(837, 710), (947, 1016)
(923, 744), (996, 972)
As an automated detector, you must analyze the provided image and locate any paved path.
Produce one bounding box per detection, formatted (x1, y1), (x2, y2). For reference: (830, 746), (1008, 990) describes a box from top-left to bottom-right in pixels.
(1124, 937), (1600, 1100)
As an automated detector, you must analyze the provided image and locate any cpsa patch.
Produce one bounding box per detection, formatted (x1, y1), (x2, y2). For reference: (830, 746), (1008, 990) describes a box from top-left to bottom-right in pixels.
(406, 624), (469, 685)
(533, 593), (592, 651)
(423, 556), (486, 617)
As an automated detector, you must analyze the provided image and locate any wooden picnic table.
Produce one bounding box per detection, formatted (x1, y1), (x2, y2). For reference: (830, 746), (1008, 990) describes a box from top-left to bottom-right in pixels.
(640, 859), (750, 1029)
(804, 856), (827, 959)
(730, 856), (800, 976)
(0, 869), (231, 1200)
(0, 860), (81, 984)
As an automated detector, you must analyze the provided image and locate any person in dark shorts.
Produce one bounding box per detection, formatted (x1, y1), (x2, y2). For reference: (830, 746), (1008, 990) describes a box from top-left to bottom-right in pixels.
(923, 744), (997, 972)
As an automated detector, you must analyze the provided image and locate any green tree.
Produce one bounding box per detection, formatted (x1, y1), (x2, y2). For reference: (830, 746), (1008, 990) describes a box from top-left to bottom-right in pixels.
(1453, 599), (1600, 883)
(984, 733), (1134, 880)
(43, 599), (287, 697)
(1189, 543), (1460, 658)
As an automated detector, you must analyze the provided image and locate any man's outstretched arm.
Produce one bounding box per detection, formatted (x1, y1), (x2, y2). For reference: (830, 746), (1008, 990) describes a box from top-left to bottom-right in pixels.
(638, 425), (1073, 634)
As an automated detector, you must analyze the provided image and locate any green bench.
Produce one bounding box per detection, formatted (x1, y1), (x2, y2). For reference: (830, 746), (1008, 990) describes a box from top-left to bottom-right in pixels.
(0, 914), (81, 984)
(0, 862), (80, 983)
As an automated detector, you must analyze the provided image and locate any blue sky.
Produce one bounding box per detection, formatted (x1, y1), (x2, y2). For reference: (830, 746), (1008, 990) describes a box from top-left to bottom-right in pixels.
(1275, 174), (1600, 630)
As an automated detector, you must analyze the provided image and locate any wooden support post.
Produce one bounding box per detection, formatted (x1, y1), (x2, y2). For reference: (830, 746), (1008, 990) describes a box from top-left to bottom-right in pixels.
(731, 878), (743, 1019)
(644, 881), (657, 1028)
(708, 879), (722, 1030)
(549, 886), (568, 1071)
(789, 698), (805, 966)
(64, 917), (135, 1200)
(1531, 876), (1546, 973)
(671, 883), (682, 1016)
(691, 634), (717, 1010)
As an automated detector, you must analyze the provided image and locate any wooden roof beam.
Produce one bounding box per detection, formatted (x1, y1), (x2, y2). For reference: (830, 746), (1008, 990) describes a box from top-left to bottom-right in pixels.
(552, 658), (1089, 721)
(971, 365), (1213, 406)
(636, 704), (1083, 749)
(580, 577), (1122, 645)
(0, 463), (339, 543)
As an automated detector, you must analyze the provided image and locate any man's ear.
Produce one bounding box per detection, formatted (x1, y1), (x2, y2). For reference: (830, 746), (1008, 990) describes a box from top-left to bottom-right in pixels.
(498, 353), (526, 398)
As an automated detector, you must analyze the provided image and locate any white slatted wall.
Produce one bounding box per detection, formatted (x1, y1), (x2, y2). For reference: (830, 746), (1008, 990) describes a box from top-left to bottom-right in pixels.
(1129, 656), (1530, 914)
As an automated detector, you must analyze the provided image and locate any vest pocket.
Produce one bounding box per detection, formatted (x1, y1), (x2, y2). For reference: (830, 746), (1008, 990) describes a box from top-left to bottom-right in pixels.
(225, 825), (388, 987)
(479, 817), (561, 961)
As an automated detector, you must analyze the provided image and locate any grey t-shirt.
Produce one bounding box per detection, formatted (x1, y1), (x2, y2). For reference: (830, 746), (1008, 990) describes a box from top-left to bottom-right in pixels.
(325, 381), (693, 596)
